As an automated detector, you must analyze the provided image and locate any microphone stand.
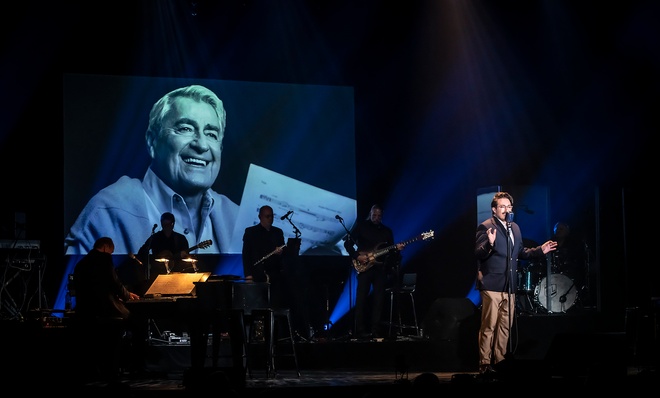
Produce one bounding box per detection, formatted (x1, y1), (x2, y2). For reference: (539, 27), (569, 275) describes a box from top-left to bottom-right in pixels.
(505, 214), (515, 359)
(145, 225), (158, 281)
(145, 225), (157, 342)
(282, 215), (306, 338)
(338, 217), (356, 334)
(283, 215), (302, 239)
(283, 214), (302, 280)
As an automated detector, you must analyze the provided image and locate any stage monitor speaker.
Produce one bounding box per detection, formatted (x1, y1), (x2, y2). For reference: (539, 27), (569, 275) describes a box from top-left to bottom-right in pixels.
(544, 331), (626, 380)
(422, 297), (479, 371)
(423, 297), (477, 341)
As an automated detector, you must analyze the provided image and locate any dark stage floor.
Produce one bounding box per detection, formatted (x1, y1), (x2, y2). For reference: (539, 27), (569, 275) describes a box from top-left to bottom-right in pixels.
(70, 340), (657, 397)
(3, 308), (658, 395)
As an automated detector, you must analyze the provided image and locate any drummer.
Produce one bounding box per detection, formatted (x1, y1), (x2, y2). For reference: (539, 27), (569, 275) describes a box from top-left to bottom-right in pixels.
(550, 222), (586, 289)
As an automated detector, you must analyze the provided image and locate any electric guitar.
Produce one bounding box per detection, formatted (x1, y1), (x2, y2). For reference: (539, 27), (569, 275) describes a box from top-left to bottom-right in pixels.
(352, 230), (434, 273)
(253, 244), (286, 266)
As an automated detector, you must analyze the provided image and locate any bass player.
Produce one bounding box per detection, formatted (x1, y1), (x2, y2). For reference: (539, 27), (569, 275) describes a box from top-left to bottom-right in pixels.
(344, 204), (404, 339)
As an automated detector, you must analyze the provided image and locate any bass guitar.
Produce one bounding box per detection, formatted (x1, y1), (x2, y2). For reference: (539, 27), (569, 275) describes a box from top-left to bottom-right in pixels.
(352, 230), (434, 273)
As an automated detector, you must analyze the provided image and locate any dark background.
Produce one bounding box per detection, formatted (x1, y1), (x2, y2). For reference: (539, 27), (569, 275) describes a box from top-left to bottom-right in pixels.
(0, 1), (655, 333)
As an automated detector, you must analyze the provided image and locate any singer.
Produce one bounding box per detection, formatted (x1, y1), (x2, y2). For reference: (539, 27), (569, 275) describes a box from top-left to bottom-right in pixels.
(474, 192), (557, 376)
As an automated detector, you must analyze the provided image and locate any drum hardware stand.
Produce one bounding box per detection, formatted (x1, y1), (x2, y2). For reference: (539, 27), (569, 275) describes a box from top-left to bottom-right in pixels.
(516, 290), (540, 315)
(558, 281), (575, 313)
(516, 266), (540, 315)
(544, 253), (553, 313)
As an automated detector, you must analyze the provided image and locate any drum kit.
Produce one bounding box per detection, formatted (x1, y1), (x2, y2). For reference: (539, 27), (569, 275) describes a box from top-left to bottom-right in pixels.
(516, 253), (582, 314)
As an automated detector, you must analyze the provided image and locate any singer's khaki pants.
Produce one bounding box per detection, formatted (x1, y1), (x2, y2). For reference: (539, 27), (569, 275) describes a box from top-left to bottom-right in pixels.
(478, 290), (515, 366)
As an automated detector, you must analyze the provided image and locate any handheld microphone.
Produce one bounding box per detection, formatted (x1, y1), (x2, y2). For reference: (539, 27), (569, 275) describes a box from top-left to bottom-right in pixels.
(280, 210), (293, 220)
(506, 212), (515, 224)
(335, 215), (343, 222)
(152, 224), (158, 233)
(128, 253), (143, 266)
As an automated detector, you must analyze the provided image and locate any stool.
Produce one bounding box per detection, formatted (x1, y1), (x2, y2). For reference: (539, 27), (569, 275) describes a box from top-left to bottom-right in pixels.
(387, 273), (420, 337)
(247, 308), (300, 378)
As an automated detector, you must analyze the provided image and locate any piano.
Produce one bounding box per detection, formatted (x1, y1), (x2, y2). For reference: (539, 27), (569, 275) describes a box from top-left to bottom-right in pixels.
(125, 277), (270, 377)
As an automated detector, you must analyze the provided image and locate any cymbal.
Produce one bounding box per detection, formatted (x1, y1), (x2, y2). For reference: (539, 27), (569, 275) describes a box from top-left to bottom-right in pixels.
(182, 258), (198, 263)
(155, 258), (170, 263)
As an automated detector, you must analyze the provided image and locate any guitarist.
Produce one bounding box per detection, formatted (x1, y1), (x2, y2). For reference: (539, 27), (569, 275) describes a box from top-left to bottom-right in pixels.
(242, 205), (287, 308)
(136, 212), (191, 279)
(344, 204), (404, 339)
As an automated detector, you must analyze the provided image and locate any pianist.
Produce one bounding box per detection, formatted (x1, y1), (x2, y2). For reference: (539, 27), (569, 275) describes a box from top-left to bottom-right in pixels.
(72, 237), (142, 384)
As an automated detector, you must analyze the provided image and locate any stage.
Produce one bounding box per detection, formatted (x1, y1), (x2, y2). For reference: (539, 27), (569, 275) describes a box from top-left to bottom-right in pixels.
(2, 306), (657, 395)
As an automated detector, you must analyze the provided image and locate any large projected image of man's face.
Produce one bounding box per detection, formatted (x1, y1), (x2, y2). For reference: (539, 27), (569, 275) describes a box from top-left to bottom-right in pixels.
(147, 96), (225, 196)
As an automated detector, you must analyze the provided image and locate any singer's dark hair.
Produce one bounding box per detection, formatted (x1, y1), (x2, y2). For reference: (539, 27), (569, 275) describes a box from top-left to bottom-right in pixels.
(491, 192), (514, 209)
(161, 212), (175, 223)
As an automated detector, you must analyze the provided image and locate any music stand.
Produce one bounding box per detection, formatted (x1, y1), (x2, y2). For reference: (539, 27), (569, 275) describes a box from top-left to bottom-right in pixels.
(144, 272), (211, 297)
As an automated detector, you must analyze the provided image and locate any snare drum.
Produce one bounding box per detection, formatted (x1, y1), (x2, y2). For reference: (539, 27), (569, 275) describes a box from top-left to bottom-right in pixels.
(534, 273), (577, 313)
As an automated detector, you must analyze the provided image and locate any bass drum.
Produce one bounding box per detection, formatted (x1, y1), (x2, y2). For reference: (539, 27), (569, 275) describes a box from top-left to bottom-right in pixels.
(534, 273), (577, 313)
